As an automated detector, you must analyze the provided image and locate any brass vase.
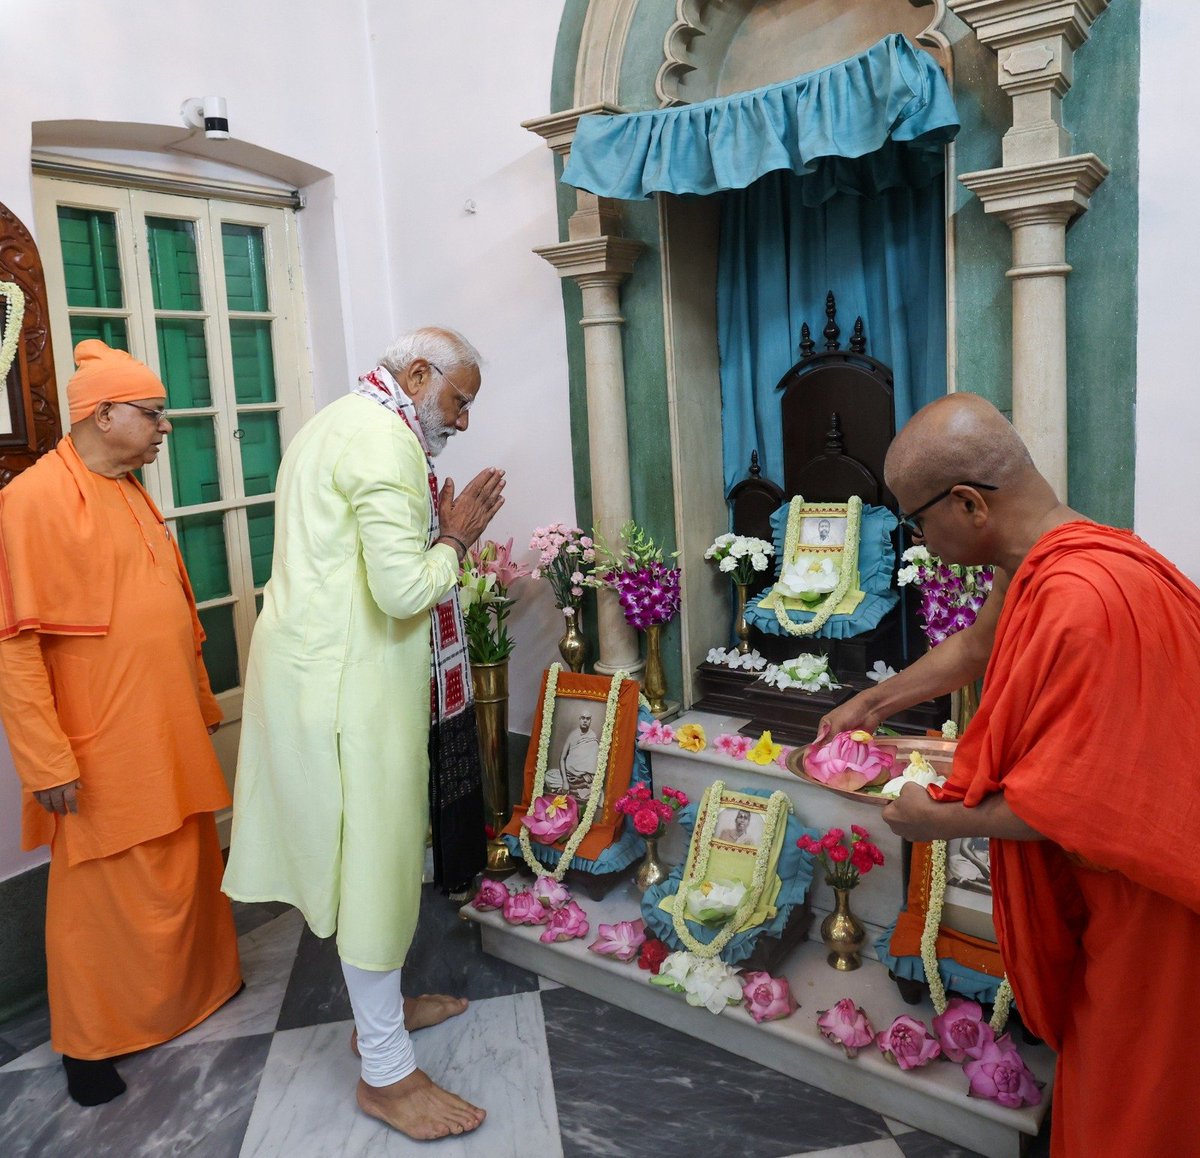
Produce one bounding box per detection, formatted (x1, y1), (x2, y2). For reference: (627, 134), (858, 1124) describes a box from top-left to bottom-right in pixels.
(820, 885), (866, 971)
(471, 659), (515, 876)
(952, 678), (981, 736)
(642, 623), (669, 715)
(634, 834), (670, 893)
(557, 606), (586, 673)
(733, 581), (752, 654)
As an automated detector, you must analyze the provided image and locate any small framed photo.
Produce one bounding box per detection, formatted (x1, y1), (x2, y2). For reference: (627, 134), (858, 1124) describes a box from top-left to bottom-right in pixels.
(797, 513), (847, 548)
(889, 839), (1004, 979)
(712, 805), (766, 850)
(503, 669), (640, 863)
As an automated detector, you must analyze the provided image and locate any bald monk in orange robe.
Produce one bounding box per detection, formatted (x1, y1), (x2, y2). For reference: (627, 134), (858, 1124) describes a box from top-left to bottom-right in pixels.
(0, 341), (241, 1105)
(819, 394), (1200, 1156)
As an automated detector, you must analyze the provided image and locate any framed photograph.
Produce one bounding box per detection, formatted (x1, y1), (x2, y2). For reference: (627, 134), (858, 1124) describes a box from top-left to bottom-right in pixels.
(503, 669), (640, 863)
(712, 804), (766, 850)
(889, 838), (1005, 979)
(797, 513), (847, 548)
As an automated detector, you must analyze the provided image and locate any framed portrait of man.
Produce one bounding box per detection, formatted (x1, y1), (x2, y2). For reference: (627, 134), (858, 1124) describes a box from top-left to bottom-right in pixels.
(797, 513), (847, 549)
(502, 669), (640, 862)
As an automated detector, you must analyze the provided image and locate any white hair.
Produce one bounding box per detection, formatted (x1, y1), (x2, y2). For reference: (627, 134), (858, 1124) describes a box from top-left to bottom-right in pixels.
(379, 326), (482, 378)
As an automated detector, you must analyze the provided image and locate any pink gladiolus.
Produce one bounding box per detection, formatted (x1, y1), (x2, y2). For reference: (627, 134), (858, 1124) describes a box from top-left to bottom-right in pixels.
(521, 794), (579, 843)
(470, 878), (510, 911)
(502, 890), (549, 926)
(740, 972), (798, 1023)
(932, 998), (995, 1063)
(588, 919), (646, 963)
(804, 731), (897, 791)
(964, 1037), (1042, 1108)
(539, 900), (590, 943)
(638, 719), (677, 746)
(816, 999), (875, 1058)
(714, 733), (754, 759)
(532, 876), (572, 910)
(877, 1015), (942, 1070)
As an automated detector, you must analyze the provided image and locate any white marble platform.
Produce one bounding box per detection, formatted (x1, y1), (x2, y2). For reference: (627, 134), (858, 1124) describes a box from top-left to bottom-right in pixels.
(465, 881), (1052, 1158)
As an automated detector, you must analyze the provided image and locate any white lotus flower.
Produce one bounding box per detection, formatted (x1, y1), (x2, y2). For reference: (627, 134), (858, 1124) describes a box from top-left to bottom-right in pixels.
(878, 750), (947, 798)
(776, 555), (838, 601)
(683, 957), (744, 1014)
(685, 879), (747, 923)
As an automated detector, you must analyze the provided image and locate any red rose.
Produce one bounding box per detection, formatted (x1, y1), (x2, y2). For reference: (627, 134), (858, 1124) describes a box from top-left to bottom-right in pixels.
(638, 938), (670, 974)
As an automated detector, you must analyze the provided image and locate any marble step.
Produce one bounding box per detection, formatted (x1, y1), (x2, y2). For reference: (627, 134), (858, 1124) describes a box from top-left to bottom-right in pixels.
(463, 878), (1053, 1158)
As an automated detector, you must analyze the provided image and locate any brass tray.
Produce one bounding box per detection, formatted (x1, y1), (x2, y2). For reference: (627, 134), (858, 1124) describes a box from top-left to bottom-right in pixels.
(785, 735), (958, 808)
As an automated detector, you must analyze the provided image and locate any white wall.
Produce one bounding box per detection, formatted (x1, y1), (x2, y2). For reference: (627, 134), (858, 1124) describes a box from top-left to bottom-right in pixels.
(1135, 0), (1200, 580)
(366, 1), (573, 735)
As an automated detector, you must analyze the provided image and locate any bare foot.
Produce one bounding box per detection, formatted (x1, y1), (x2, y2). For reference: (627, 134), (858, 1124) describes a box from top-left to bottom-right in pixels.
(350, 996), (468, 1057)
(356, 1070), (485, 1140)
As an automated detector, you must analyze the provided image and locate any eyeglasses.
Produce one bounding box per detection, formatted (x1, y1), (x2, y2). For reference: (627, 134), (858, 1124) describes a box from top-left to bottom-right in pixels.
(117, 401), (170, 424)
(429, 363), (475, 416)
(898, 481), (998, 535)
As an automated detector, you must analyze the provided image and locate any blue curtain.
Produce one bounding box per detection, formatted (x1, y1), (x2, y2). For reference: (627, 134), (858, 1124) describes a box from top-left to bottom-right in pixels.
(718, 172), (947, 495)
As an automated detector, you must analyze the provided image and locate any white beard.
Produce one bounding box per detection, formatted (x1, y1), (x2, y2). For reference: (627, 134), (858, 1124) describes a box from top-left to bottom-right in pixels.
(415, 390), (455, 457)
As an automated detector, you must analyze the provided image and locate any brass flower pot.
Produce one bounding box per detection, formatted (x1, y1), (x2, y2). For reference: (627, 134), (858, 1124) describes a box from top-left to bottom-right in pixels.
(634, 834), (670, 893)
(642, 623), (668, 716)
(734, 582), (752, 655)
(471, 659), (515, 875)
(557, 606), (586, 673)
(821, 886), (866, 971)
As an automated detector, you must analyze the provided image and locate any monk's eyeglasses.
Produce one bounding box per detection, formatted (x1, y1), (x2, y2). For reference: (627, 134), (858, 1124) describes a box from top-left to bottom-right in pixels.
(898, 482), (998, 535)
(117, 401), (170, 425)
(429, 363), (474, 416)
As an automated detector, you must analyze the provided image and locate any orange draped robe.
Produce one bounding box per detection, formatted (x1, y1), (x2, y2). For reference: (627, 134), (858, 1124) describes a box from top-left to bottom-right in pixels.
(0, 439), (240, 1059)
(933, 522), (1200, 1156)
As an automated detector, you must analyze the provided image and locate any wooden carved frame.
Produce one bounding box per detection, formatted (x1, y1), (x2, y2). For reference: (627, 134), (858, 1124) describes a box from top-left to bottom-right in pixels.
(0, 200), (62, 486)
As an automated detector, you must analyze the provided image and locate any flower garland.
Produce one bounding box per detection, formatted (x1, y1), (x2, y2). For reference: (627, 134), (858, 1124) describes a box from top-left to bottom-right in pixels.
(669, 780), (792, 959)
(0, 282), (26, 385)
(920, 838), (1014, 1033)
(772, 497), (862, 637)
(518, 663), (627, 881)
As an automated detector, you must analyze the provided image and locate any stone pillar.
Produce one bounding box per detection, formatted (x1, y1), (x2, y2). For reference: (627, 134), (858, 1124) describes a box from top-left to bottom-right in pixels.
(949, 0), (1111, 499)
(524, 106), (645, 676)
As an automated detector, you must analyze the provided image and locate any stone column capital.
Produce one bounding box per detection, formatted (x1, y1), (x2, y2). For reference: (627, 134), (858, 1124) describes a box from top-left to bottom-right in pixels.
(959, 153), (1109, 224)
(534, 236), (645, 283)
(522, 103), (625, 157)
(947, 0), (1110, 51)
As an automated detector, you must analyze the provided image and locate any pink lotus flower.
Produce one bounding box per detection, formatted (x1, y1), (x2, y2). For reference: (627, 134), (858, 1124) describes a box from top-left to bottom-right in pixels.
(521, 794), (579, 843)
(588, 919), (646, 963)
(539, 900), (590, 943)
(502, 890), (549, 926)
(964, 1036), (1042, 1108)
(877, 1015), (942, 1070)
(532, 876), (572, 910)
(817, 999), (875, 1058)
(932, 998), (995, 1063)
(638, 719), (676, 745)
(714, 733), (754, 759)
(804, 730), (897, 791)
(470, 878), (510, 912)
(740, 972), (798, 1023)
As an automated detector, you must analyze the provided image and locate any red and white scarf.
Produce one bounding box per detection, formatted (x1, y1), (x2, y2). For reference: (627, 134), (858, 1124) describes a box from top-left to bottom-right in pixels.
(353, 367), (472, 722)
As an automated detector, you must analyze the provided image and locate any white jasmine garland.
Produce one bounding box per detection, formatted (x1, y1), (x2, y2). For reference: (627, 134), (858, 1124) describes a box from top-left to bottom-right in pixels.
(670, 781), (792, 959)
(518, 663), (628, 881)
(0, 282), (26, 385)
(921, 838), (1014, 1033)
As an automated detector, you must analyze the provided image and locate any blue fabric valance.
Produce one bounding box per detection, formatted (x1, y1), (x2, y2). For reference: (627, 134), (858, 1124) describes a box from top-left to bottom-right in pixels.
(561, 34), (959, 202)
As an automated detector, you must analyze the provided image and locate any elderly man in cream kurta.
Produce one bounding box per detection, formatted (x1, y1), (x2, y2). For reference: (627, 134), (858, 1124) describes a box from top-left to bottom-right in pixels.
(223, 327), (504, 1141)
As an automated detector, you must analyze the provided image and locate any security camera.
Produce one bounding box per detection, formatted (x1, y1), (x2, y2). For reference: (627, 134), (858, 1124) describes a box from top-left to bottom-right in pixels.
(180, 96), (230, 140)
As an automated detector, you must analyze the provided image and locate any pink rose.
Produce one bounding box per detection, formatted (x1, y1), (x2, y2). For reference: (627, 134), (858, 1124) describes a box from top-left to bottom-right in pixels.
(877, 1015), (942, 1070)
(532, 876), (572, 910)
(932, 998), (995, 1063)
(804, 732), (897, 791)
(521, 794), (579, 843)
(816, 999), (875, 1058)
(964, 1036), (1042, 1108)
(502, 890), (549, 926)
(740, 971), (798, 1024)
(588, 919), (646, 963)
(539, 900), (590, 943)
(470, 878), (510, 912)
(633, 805), (662, 837)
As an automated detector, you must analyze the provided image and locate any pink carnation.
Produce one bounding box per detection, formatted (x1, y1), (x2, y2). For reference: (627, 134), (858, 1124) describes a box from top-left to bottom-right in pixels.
(877, 1015), (942, 1071)
(804, 732), (897, 791)
(633, 805), (662, 837)
(539, 900), (590, 944)
(816, 999), (875, 1058)
(740, 972), (798, 1024)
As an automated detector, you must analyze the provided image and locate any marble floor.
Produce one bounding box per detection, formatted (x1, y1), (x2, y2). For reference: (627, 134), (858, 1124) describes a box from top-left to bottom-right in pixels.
(0, 888), (1050, 1157)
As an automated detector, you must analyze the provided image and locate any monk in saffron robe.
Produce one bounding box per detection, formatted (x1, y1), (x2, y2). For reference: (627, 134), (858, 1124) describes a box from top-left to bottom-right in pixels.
(0, 341), (241, 1105)
(819, 393), (1200, 1155)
